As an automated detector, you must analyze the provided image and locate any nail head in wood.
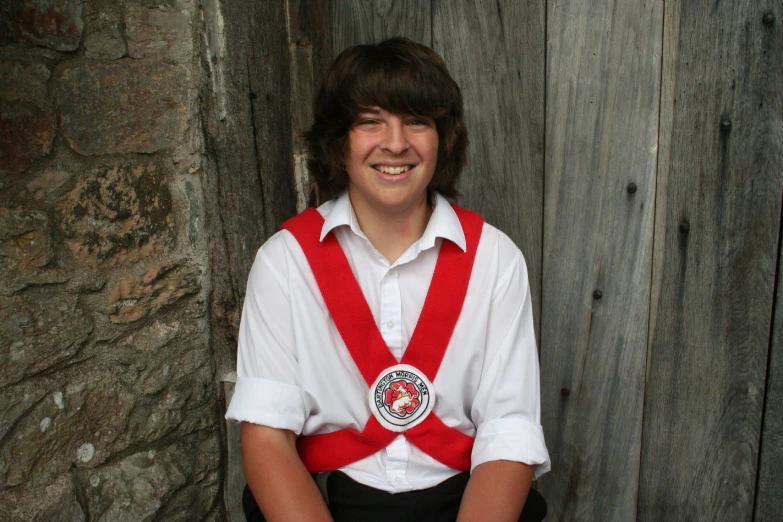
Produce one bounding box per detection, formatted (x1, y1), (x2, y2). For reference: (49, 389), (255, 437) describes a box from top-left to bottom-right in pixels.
(763, 12), (775, 25)
(680, 220), (690, 233)
(627, 182), (637, 194)
(720, 119), (732, 132)
(593, 289), (602, 300)
(560, 387), (571, 397)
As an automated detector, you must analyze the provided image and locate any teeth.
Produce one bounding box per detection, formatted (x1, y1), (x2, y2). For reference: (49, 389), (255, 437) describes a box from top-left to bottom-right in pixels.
(375, 165), (412, 175)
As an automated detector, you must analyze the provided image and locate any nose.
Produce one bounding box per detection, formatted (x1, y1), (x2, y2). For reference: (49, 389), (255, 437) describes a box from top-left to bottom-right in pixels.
(380, 119), (409, 154)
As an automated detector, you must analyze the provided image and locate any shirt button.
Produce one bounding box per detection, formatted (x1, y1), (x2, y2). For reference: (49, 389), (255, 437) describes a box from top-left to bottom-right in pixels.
(387, 321), (394, 329)
(393, 476), (403, 485)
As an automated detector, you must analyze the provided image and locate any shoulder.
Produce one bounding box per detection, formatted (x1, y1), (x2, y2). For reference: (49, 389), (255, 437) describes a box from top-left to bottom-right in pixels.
(471, 220), (531, 298)
(246, 227), (308, 293)
(255, 228), (298, 263)
(257, 199), (336, 261)
(446, 199), (527, 271)
(251, 198), (340, 281)
(476, 221), (528, 269)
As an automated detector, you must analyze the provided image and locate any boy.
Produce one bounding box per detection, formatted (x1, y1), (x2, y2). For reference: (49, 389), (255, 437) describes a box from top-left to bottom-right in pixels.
(226, 37), (550, 521)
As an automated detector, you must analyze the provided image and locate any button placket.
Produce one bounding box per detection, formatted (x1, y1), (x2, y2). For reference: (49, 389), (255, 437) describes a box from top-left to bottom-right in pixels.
(385, 436), (410, 490)
(379, 267), (409, 488)
(379, 269), (403, 360)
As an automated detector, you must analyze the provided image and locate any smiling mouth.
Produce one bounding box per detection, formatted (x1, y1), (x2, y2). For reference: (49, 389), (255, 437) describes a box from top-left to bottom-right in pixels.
(373, 165), (414, 175)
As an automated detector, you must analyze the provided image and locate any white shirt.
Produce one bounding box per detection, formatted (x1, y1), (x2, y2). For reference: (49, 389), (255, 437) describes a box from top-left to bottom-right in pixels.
(226, 192), (550, 493)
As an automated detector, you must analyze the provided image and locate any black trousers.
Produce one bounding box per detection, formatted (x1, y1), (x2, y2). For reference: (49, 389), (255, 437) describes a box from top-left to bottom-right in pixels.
(243, 471), (547, 522)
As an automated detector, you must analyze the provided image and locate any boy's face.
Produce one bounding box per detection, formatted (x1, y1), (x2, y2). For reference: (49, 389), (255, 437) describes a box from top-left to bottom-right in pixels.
(345, 106), (438, 215)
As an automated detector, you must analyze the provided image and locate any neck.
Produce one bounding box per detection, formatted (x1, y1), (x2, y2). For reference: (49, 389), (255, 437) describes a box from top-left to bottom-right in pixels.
(349, 194), (432, 264)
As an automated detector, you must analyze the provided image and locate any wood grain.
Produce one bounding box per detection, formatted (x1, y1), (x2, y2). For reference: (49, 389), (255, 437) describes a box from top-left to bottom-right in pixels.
(756, 229), (783, 521)
(200, 1), (301, 518)
(640, 1), (783, 520)
(222, 379), (244, 522)
(204, 0), (298, 376)
(201, 0), (297, 310)
(286, 0), (332, 210)
(539, 0), (663, 520)
(432, 0), (545, 336)
(331, 0), (431, 52)
(246, 1), (298, 235)
(754, 7), (783, 518)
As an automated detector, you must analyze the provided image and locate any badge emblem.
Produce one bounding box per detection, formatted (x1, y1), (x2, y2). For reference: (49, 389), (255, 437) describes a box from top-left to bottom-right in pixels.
(368, 364), (435, 432)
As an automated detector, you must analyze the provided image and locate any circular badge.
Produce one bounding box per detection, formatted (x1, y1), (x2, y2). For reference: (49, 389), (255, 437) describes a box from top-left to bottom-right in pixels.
(368, 364), (435, 432)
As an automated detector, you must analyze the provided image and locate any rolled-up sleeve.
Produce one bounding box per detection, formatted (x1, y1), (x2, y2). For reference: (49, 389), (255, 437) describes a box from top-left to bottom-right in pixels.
(225, 234), (307, 434)
(470, 246), (551, 479)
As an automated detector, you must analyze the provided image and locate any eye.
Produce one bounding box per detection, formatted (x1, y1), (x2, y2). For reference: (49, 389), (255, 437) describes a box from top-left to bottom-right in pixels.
(356, 118), (379, 126)
(407, 117), (433, 127)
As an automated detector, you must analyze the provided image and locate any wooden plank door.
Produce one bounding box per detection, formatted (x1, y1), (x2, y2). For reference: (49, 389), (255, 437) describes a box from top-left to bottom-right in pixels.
(433, 0), (546, 332)
(539, 0), (664, 519)
(756, 242), (783, 522)
(332, 0), (432, 51)
(639, 2), (783, 520)
(287, 0), (333, 210)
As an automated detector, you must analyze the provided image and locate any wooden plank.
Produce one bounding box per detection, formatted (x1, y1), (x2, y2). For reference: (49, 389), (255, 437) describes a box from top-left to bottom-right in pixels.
(286, 0), (332, 210)
(201, 0), (297, 315)
(246, 0), (297, 234)
(200, 2), (256, 518)
(539, 0), (663, 520)
(331, 0), (431, 52)
(640, 2), (783, 520)
(201, 1), (300, 519)
(201, 0), (297, 376)
(222, 378), (244, 522)
(202, 0), (271, 305)
(432, 1), (545, 336)
(756, 235), (783, 521)
(754, 9), (783, 519)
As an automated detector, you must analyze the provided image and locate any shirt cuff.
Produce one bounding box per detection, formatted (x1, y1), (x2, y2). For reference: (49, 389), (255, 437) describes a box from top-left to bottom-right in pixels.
(225, 376), (306, 434)
(471, 417), (551, 479)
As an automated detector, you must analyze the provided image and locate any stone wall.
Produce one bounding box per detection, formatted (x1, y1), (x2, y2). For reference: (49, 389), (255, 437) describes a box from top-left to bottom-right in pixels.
(0, 1), (221, 519)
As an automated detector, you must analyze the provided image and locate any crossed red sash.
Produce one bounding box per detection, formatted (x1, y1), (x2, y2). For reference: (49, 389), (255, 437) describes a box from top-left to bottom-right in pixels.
(281, 204), (484, 472)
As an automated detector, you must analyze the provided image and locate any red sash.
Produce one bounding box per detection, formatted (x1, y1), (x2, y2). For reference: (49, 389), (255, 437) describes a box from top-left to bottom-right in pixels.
(281, 204), (483, 472)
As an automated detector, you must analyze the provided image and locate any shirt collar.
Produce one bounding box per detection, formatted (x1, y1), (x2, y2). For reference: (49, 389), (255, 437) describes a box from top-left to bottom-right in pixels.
(319, 191), (359, 241)
(319, 192), (467, 252)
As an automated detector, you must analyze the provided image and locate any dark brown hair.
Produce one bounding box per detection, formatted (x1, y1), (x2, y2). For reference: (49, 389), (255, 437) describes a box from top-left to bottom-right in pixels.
(306, 37), (468, 200)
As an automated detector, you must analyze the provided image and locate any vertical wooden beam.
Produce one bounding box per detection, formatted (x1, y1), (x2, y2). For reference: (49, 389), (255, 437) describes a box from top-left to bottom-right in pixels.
(331, 0), (431, 52)
(432, 0), (545, 336)
(540, 0), (663, 520)
(221, 377), (243, 522)
(285, 0), (332, 210)
(201, 0), (301, 519)
(756, 229), (783, 521)
(245, 1), (297, 234)
(753, 12), (783, 517)
(640, 1), (783, 520)
(202, 0), (296, 309)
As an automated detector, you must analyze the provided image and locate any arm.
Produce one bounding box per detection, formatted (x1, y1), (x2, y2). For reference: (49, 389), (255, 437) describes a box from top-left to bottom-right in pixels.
(462, 235), (550, 517)
(457, 460), (534, 522)
(241, 423), (332, 522)
(226, 240), (327, 519)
